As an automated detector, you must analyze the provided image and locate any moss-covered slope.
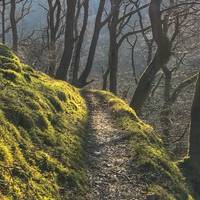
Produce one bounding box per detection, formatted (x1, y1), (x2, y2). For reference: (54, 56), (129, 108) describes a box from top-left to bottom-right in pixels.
(0, 44), (88, 199)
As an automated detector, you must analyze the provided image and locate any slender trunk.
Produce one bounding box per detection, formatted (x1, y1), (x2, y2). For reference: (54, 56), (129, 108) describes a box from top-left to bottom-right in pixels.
(130, 43), (138, 84)
(103, 68), (110, 90)
(68, 0), (82, 82)
(78, 0), (106, 87)
(48, 0), (56, 77)
(78, 29), (100, 86)
(2, 0), (5, 44)
(72, 0), (89, 85)
(109, 43), (118, 94)
(160, 67), (172, 144)
(55, 0), (77, 80)
(108, 1), (120, 95)
(10, 0), (18, 52)
(48, 42), (56, 76)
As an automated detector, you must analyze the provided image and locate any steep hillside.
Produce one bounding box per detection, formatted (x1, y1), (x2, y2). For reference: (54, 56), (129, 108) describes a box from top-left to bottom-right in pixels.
(0, 44), (194, 199)
(0, 44), (88, 199)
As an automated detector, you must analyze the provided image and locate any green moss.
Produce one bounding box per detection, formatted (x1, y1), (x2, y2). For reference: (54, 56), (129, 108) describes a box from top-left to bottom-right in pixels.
(57, 91), (67, 102)
(23, 73), (31, 82)
(2, 62), (21, 72)
(46, 95), (63, 112)
(0, 140), (13, 166)
(1, 69), (18, 82)
(148, 185), (177, 200)
(0, 44), (88, 199)
(4, 106), (35, 130)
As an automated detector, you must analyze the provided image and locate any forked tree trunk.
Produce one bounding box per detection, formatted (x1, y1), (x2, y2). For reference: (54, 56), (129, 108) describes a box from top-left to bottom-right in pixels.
(130, 0), (171, 114)
(47, 0), (61, 77)
(77, 0), (107, 87)
(130, 46), (170, 114)
(55, 0), (77, 80)
(72, 0), (89, 85)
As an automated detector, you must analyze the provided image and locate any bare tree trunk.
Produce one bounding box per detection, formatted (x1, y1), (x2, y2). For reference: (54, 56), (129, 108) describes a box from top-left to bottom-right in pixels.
(47, 2), (56, 77)
(130, 0), (171, 114)
(72, 0), (89, 85)
(189, 73), (200, 166)
(1, 0), (6, 44)
(185, 73), (200, 194)
(130, 50), (170, 114)
(48, 42), (56, 76)
(102, 68), (110, 90)
(108, 42), (118, 94)
(47, 0), (61, 77)
(55, 0), (77, 81)
(10, 0), (18, 51)
(160, 67), (172, 144)
(77, 0), (107, 87)
(108, 0), (120, 94)
(68, 0), (82, 82)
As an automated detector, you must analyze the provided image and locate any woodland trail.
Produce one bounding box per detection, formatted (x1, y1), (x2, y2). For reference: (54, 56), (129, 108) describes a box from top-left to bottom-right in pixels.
(83, 92), (147, 200)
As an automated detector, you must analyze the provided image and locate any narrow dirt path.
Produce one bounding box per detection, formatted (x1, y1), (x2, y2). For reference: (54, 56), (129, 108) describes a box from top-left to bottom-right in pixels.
(83, 92), (147, 200)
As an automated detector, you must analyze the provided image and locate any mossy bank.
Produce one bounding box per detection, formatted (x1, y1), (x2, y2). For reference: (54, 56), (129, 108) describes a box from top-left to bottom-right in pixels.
(0, 44), (88, 199)
(89, 90), (195, 200)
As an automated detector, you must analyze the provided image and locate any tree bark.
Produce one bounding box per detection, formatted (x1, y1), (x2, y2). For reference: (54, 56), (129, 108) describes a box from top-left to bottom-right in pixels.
(10, 0), (18, 52)
(72, 0), (89, 85)
(48, 42), (56, 76)
(108, 0), (120, 94)
(47, 0), (61, 77)
(160, 67), (172, 144)
(103, 68), (110, 90)
(77, 0), (107, 87)
(55, 0), (77, 81)
(189, 73), (200, 166)
(1, 0), (6, 44)
(130, 0), (171, 114)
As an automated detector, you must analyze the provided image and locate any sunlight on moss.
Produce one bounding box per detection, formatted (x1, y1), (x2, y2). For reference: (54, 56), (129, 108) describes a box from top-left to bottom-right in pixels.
(0, 44), (88, 199)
